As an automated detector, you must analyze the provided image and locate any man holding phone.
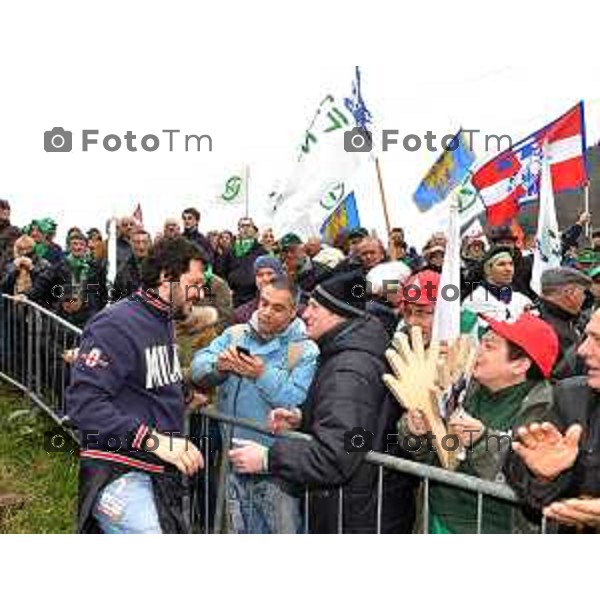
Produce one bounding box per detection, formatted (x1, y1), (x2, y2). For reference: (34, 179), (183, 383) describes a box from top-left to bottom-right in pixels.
(191, 277), (319, 533)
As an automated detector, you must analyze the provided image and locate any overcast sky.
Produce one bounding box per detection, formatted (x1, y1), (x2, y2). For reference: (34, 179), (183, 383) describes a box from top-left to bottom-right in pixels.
(1, 2), (599, 248)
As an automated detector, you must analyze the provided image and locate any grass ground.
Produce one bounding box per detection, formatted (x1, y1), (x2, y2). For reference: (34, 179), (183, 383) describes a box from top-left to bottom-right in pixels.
(0, 384), (77, 533)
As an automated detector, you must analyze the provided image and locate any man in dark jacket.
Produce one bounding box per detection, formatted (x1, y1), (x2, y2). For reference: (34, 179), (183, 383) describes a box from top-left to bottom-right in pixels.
(279, 233), (332, 300)
(182, 208), (214, 264)
(535, 267), (591, 378)
(488, 226), (536, 300)
(0, 199), (21, 273)
(229, 272), (417, 533)
(27, 232), (106, 327)
(116, 217), (134, 271)
(1, 234), (52, 295)
(219, 217), (266, 308)
(114, 229), (152, 299)
(506, 308), (600, 531)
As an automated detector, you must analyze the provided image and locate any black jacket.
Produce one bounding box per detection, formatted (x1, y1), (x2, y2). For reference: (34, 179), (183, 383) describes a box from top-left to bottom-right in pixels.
(0, 221), (20, 273)
(116, 237), (133, 272)
(183, 228), (214, 265)
(269, 316), (417, 534)
(505, 377), (600, 524)
(220, 240), (266, 308)
(26, 256), (106, 325)
(114, 255), (143, 300)
(510, 248), (536, 301)
(537, 299), (587, 377)
(0, 256), (52, 295)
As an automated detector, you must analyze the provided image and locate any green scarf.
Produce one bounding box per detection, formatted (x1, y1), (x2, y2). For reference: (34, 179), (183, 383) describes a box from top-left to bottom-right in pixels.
(204, 264), (214, 286)
(34, 242), (49, 260)
(65, 253), (90, 283)
(429, 380), (536, 534)
(232, 238), (256, 258)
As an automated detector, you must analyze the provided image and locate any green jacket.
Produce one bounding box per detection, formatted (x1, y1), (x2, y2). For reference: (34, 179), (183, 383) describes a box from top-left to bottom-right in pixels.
(398, 379), (554, 534)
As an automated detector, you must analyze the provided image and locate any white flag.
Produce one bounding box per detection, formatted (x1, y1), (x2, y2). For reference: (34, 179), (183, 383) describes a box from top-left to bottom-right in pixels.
(268, 68), (373, 238)
(106, 217), (118, 291)
(531, 149), (561, 296)
(217, 168), (247, 205)
(432, 198), (461, 343)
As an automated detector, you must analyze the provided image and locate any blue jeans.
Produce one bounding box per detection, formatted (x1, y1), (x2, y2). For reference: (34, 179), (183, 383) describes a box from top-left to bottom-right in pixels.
(93, 472), (162, 534)
(227, 473), (301, 534)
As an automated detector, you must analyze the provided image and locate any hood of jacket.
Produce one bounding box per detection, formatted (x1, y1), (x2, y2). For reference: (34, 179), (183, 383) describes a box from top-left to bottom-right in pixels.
(317, 315), (389, 363)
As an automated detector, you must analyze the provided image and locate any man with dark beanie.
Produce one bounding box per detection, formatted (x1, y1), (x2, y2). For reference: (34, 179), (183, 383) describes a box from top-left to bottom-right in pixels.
(228, 272), (417, 533)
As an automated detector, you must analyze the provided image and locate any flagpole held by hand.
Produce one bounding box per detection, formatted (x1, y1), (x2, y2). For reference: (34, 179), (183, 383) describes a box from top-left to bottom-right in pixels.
(375, 157), (392, 238)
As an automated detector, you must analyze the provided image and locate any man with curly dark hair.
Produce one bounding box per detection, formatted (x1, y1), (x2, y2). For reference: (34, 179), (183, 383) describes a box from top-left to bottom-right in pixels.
(67, 237), (205, 533)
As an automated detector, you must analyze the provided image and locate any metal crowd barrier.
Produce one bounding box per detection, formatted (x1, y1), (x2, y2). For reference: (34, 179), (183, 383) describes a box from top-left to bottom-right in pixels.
(0, 293), (545, 534)
(1, 293), (81, 427)
(192, 407), (547, 534)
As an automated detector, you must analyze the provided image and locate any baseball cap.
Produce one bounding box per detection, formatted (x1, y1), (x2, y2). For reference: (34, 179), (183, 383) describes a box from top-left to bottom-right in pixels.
(279, 233), (303, 250)
(403, 269), (441, 306)
(482, 313), (559, 378)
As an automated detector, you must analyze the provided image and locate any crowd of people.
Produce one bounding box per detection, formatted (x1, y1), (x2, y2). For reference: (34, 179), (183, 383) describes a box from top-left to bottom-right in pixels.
(3, 195), (600, 534)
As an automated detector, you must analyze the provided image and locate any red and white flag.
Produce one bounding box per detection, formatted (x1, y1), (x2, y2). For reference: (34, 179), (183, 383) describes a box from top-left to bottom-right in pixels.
(472, 102), (587, 226)
(132, 203), (144, 227)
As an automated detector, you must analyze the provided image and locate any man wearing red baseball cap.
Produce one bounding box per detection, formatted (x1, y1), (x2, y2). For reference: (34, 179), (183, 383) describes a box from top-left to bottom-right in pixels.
(507, 308), (600, 531)
(397, 312), (559, 533)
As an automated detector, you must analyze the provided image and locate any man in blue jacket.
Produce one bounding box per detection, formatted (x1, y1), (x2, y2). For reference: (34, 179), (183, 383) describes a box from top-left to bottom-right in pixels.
(191, 277), (319, 533)
(67, 237), (205, 534)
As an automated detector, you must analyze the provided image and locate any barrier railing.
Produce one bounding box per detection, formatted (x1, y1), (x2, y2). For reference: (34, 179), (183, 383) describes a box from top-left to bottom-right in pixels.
(0, 293), (545, 534)
(1, 293), (81, 428)
(192, 407), (546, 534)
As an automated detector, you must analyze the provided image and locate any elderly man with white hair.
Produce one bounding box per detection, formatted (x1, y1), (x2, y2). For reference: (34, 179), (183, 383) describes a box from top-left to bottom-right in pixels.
(366, 261), (412, 336)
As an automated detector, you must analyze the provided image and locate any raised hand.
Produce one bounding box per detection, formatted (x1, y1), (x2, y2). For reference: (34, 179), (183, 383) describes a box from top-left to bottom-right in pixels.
(384, 326), (452, 468)
(512, 422), (582, 481)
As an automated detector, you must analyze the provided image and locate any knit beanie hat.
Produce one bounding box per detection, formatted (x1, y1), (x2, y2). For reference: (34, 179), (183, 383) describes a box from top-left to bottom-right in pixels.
(312, 272), (368, 318)
(254, 255), (284, 276)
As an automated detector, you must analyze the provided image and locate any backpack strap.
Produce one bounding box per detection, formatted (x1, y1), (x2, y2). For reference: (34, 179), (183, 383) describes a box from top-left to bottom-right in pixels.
(228, 324), (249, 348)
(286, 341), (307, 372)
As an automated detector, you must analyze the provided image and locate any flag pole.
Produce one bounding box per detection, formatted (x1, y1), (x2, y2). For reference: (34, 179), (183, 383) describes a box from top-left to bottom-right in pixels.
(375, 157), (392, 237)
(585, 180), (591, 242)
(245, 165), (250, 219)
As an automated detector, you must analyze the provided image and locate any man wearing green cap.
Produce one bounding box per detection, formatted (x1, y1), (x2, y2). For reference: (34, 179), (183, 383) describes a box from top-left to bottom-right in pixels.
(29, 218), (64, 265)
